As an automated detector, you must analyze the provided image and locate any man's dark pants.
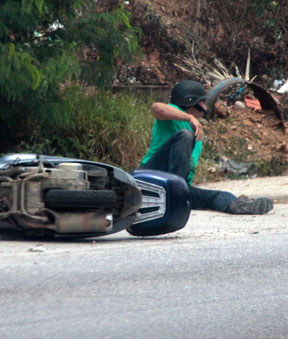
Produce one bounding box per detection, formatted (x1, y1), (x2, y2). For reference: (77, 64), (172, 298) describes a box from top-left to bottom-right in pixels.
(139, 129), (237, 213)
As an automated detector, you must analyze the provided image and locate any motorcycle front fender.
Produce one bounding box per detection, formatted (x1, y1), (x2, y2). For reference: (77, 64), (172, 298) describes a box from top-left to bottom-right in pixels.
(127, 170), (191, 236)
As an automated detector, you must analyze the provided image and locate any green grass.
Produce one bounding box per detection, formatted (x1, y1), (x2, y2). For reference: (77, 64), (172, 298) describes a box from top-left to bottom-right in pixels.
(18, 85), (155, 171)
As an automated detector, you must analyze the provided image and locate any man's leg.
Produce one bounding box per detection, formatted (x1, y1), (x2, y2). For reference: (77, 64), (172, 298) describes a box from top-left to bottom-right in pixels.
(189, 186), (237, 213)
(190, 186), (273, 214)
(140, 129), (195, 180)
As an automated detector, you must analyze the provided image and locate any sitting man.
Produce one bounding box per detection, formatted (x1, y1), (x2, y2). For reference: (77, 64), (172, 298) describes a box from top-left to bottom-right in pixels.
(139, 80), (273, 214)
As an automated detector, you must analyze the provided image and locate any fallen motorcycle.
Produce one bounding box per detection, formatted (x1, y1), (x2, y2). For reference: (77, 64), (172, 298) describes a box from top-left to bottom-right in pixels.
(0, 154), (191, 238)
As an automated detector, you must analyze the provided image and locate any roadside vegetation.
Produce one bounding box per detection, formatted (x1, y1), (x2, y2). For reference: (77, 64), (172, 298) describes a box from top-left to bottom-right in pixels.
(18, 87), (154, 171)
(0, 0), (147, 171)
(0, 0), (287, 180)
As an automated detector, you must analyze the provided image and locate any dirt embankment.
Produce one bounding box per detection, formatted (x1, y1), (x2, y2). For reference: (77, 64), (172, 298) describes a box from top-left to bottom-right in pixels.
(115, 0), (288, 174)
(205, 105), (288, 164)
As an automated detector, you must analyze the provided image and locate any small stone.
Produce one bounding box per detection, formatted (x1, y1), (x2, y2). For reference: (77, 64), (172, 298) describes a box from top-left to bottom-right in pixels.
(214, 102), (229, 118)
(208, 166), (217, 173)
(28, 246), (46, 253)
(234, 101), (246, 110)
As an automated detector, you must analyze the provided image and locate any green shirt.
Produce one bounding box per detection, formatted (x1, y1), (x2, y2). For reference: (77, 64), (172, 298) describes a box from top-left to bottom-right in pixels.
(140, 104), (202, 185)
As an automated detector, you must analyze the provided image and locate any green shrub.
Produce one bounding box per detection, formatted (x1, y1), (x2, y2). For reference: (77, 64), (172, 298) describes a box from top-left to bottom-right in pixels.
(19, 86), (154, 171)
(17, 86), (154, 170)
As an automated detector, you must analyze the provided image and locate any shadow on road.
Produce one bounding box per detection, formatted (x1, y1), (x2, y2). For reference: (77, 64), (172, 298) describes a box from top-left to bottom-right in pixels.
(0, 229), (180, 244)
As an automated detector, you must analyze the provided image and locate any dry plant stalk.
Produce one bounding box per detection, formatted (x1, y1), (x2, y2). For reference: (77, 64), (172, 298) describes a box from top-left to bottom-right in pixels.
(174, 47), (256, 87)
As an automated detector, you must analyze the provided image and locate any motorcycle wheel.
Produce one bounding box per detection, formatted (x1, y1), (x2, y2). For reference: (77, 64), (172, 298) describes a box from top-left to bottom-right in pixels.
(44, 189), (117, 208)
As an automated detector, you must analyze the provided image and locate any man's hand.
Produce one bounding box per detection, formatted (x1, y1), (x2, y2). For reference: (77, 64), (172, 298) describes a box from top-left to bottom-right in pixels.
(189, 116), (204, 141)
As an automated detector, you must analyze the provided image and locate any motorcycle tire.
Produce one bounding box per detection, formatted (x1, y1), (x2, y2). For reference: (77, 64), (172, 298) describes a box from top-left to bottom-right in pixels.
(44, 189), (117, 208)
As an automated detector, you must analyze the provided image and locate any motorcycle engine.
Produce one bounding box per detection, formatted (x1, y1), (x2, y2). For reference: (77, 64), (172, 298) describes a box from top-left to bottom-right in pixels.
(42, 163), (90, 191)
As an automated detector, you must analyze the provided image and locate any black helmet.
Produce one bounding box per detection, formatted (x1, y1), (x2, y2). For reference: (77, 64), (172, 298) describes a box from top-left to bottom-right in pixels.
(170, 80), (207, 107)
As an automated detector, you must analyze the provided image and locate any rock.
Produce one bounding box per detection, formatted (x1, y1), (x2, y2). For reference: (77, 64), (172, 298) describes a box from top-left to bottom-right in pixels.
(28, 246), (46, 253)
(214, 102), (229, 118)
(277, 142), (288, 154)
(249, 117), (262, 123)
(208, 166), (217, 173)
(218, 158), (249, 175)
(234, 101), (246, 110)
(243, 119), (252, 126)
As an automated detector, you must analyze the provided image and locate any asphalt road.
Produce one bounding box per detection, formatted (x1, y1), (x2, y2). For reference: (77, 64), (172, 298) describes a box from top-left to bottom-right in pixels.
(0, 204), (288, 339)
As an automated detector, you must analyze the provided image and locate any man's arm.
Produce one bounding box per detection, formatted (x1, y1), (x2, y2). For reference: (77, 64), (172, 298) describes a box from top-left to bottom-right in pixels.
(151, 102), (204, 141)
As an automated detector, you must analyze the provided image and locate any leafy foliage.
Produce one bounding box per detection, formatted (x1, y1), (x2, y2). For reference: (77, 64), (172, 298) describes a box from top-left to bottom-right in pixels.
(18, 86), (154, 171)
(70, 5), (142, 86)
(0, 0), (142, 145)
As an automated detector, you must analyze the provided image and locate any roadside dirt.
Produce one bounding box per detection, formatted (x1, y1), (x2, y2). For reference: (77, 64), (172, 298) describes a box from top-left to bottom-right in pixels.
(204, 105), (288, 164)
(119, 0), (288, 176)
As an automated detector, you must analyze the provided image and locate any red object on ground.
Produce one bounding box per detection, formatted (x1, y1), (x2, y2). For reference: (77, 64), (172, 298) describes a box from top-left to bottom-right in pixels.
(244, 95), (262, 111)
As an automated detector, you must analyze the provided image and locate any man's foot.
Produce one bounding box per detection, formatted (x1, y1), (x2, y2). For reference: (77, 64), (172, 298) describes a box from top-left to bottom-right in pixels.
(228, 198), (273, 215)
